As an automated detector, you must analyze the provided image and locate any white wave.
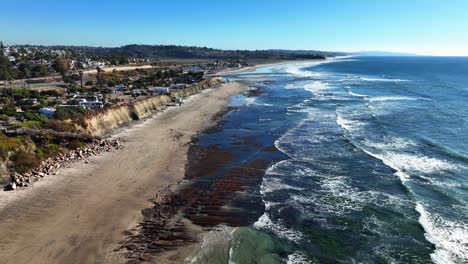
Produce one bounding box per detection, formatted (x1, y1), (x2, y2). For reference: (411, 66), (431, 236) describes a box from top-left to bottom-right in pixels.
(287, 252), (316, 264)
(260, 176), (305, 194)
(360, 77), (410, 82)
(418, 175), (463, 188)
(358, 145), (461, 183)
(364, 137), (416, 150)
(365, 96), (424, 102)
(416, 203), (468, 264)
(336, 114), (363, 132)
(283, 63), (323, 77)
(289, 174), (406, 216)
(186, 225), (237, 264)
(285, 80), (329, 96)
(281, 56), (351, 78)
(347, 91), (367, 98)
(304, 81), (328, 91)
(253, 212), (303, 241)
(285, 83), (303, 89)
(376, 152), (460, 175)
(245, 97), (257, 105)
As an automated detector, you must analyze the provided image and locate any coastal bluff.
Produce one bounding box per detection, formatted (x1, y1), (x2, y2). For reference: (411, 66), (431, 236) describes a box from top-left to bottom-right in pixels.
(82, 78), (224, 137)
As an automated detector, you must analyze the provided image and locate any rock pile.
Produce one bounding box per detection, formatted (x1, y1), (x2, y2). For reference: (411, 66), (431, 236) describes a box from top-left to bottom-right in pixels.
(7, 139), (123, 190)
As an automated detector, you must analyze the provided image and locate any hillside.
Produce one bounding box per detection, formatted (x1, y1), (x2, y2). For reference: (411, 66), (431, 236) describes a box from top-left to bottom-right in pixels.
(59, 45), (343, 60)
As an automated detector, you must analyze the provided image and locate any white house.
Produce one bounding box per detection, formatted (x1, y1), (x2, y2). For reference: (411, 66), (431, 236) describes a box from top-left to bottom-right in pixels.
(79, 99), (104, 109)
(148, 87), (170, 94)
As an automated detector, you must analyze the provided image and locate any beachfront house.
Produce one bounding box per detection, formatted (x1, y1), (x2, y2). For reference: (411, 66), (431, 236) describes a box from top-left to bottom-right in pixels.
(131, 89), (146, 96)
(114, 85), (127, 91)
(78, 99), (104, 109)
(170, 83), (187, 89)
(148, 87), (170, 94)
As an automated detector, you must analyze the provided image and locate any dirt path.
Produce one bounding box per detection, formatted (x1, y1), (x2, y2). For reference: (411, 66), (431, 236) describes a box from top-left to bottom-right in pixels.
(0, 82), (242, 264)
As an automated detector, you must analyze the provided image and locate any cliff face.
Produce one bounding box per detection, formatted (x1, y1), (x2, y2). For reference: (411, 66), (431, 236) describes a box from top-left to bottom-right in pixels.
(82, 79), (222, 137)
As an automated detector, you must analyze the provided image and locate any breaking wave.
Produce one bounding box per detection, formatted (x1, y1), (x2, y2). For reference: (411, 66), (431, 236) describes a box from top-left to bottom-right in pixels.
(416, 203), (468, 264)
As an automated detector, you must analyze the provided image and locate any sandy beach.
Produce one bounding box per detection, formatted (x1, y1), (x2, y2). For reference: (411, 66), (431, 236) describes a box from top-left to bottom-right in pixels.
(0, 82), (243, 264)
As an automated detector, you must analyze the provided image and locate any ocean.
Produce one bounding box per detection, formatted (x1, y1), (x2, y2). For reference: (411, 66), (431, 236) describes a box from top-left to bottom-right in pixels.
(186, 56), (468, 264)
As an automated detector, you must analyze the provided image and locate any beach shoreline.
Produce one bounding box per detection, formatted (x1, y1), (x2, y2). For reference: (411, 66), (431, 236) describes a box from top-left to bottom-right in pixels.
(0, 80), (245, 264)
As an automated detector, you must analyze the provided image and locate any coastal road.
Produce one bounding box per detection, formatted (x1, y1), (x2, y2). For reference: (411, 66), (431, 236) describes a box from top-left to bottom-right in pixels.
(0, 82), (242, 264)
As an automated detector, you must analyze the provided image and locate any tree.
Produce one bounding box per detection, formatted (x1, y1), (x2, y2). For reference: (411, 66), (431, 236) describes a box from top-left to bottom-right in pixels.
(0, 41), (3, 49)
(0, 55), (16, 81)
(52, 57), (69, 75)
(31, 65), (49, 78)
(78, 70), (83, 88)
(96, 67), (105, 89)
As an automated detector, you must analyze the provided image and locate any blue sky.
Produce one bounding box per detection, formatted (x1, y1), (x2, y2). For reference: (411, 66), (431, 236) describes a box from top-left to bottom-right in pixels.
(1, 0), (468, 55)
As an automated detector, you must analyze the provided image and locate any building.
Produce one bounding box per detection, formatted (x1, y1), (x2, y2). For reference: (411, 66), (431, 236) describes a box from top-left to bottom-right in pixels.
(148, 87), (170, 94)
(131, 89), (145, 96)
(78, 99), (104, 109)
(170, 83), (187, 89)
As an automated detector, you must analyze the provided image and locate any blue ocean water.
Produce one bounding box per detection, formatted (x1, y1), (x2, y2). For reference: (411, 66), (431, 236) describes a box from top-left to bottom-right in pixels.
(189, 57), (468, 264)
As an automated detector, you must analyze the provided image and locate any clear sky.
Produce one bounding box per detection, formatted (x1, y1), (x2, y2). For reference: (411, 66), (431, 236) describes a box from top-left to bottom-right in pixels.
(1, 0), (468, 56)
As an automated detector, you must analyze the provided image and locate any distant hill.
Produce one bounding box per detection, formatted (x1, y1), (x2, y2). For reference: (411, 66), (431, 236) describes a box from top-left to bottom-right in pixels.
(268, 49), (348, 57)
(355, 51), (420, 56)
(55, 45), (344, 60)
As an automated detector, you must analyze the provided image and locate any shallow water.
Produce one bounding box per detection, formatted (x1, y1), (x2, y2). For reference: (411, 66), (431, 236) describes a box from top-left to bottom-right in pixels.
(189, 57), (468, 264)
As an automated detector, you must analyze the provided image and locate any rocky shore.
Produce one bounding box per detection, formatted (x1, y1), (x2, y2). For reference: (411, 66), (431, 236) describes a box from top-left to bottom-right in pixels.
(7, 139), (123, 190)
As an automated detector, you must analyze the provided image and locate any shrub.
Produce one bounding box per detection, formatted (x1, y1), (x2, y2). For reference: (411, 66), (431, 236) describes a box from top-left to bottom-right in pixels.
(2, 106), (17, 116)
(24, 112), (48, 124)
(11, 150), (41, 173)
(36, 148), (45, 158)
(18, 120), (43, 129)
(67, 140), (85, 150)
(40, 90), (62, 97)
(47, 119), (76, 132)
(0, 144), (9, 160)
(54, 106), (87, 120)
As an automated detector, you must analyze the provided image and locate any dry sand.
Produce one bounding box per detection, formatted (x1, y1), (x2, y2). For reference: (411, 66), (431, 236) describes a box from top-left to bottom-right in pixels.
(0, 82), (243, 264)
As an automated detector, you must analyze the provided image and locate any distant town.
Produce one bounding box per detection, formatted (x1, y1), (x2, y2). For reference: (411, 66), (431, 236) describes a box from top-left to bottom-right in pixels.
(0, 42), (340, 186)
(0, 42), (251, 129)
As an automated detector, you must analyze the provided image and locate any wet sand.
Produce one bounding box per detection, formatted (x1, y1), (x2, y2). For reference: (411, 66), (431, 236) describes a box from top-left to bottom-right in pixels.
(0, 82), (243, 264)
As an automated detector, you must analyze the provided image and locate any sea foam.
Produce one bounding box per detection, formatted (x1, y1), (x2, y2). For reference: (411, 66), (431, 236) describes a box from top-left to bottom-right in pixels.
(416, 203), (468, 264)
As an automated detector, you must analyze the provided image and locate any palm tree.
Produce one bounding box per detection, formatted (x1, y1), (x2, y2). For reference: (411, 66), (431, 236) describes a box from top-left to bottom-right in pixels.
(96, 66), (103, 90)
(79, 70), (83, 88)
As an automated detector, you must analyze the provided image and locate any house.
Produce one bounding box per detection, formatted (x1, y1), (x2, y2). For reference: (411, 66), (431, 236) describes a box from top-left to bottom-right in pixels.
(182, 66), (203, 74)
(114, 85), (127, 91)
(78, 99), (104, 109)
(131, 89), (146, 96)
(148, 87), (170, 94)
(170, 83), (187, 89)
(21, 98), (39, 105)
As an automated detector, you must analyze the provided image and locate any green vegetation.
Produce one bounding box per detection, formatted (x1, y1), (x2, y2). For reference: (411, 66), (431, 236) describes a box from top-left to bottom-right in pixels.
(54, 106), (87, 120)
(11, 150), (41, 173)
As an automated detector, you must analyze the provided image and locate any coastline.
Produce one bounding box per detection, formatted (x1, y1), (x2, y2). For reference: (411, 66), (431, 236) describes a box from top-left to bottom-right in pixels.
(0, 81), (245, 264)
